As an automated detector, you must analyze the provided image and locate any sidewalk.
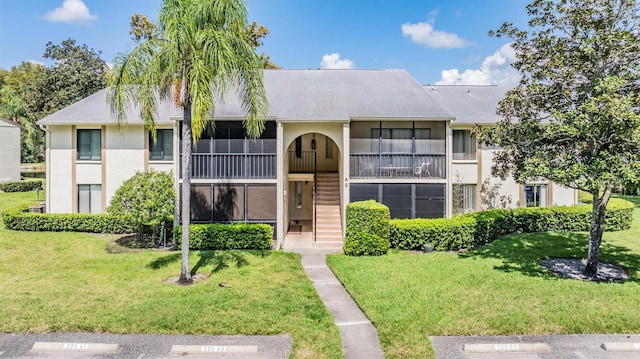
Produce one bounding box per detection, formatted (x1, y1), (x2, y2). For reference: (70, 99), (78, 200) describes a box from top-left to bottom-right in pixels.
(288, 248), (385, 359)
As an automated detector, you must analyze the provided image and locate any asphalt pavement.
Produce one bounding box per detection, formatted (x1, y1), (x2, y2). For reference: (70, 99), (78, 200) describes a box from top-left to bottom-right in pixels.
(431, 334), (640, 359)
(0, 333), (292, 358)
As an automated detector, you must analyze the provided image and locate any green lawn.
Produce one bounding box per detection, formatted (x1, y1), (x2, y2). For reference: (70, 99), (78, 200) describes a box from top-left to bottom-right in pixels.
(328, 196), (640, 359)
(0, 191), (342, 359)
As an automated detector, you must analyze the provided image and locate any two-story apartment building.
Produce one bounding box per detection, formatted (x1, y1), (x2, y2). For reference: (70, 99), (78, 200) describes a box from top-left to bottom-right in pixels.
(0, 118), (21, 183)
(38, 69), (576, 249)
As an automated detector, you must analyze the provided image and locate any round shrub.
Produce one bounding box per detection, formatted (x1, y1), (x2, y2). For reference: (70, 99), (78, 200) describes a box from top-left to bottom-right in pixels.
(107, 169), (175, 228)
(344, 200), (390, 256)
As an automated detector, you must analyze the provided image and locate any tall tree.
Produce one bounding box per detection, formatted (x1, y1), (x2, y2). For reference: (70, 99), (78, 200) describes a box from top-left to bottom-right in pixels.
(245, 21), (280, 69)
(32, 39), (107, 119)
(0, 63), (48, 163)
(108, 0), (268, 283)
(484, 0), (640, 277)
(0, 87), (43, 163)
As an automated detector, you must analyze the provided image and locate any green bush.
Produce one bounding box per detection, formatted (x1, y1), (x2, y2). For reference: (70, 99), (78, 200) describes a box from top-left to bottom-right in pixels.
(390, 216), (476, 251)
(0, 180), (43, 193)
(390, 198), (634, 251)
(2, 205), (134, 233)
(174, 223), (272, 250)
(107, 169), (175, 227)
(344, 200), (390, 256)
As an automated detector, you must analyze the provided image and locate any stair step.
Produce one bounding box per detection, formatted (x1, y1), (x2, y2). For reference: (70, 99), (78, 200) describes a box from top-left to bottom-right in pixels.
(316, 225), (342, 230)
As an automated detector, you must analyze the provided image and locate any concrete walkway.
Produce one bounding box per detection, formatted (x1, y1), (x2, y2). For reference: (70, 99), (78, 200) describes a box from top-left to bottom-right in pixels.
(289, 248), (385, 359)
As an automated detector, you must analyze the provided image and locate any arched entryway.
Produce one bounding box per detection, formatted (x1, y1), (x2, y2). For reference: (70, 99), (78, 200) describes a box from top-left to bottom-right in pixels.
(283, 131), (343, 249)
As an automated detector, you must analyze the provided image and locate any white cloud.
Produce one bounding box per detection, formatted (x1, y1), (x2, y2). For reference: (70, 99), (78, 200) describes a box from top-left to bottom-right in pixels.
(401, 22), (467, 49)
(44, 0), (97, 24)
(320, 53), (355, 69)
(436, 43), (520, 86)
(27, 59), (47, 67)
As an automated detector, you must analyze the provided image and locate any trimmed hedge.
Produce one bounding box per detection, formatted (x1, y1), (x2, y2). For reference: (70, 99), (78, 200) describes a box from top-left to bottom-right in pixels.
(173, 223), (272, 250)
(390, 198), (634, 252)
(0, 180), (43, 193)
(3, 205), (273, 251)
(344, 200), (390, 256)
(2, 205), (135, 233)
(390, 216), (476, 251)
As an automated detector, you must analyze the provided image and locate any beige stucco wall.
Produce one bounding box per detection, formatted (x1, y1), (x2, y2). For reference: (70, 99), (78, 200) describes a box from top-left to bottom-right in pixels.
(452, 162), (478, 184)
(104, 126), (146, 205)
(0, 122), (20, 182)
(46, 124), (173, 213)
(480, 148), (577, 208)
(47, 125), (74, 213)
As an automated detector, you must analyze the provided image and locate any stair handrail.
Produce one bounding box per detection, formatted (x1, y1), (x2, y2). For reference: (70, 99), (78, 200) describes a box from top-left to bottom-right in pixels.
(313, 151), (317, 243)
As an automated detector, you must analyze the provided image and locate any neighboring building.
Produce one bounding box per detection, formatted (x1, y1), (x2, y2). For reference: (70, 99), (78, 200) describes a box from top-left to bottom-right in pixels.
(425, 85), (576, 214)
(38, 69), (577, 249)
(0, 118), (21, 183)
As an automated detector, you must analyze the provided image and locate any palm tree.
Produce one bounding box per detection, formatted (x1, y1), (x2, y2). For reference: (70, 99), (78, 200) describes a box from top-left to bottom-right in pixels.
(108, 0), (267, 283)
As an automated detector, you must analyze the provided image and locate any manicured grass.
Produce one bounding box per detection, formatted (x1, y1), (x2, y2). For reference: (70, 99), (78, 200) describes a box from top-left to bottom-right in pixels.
(328, 196), (640, 359)
(0, 191), (342, 358)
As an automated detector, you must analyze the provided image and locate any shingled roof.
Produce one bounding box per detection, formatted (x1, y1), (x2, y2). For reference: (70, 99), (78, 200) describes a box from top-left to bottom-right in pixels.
(39, 69), (454, 125)
(424, 85), (509, 125)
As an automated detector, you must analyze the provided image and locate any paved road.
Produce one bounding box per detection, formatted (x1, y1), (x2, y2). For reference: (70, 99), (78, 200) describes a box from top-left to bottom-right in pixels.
(431, 334), (640, 359)
(0, 333), (292, 358)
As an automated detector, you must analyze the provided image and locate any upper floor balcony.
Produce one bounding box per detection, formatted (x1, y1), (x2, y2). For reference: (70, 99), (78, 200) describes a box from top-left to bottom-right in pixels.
(180, 138), (276, 180)
(349, 121), (447, 179)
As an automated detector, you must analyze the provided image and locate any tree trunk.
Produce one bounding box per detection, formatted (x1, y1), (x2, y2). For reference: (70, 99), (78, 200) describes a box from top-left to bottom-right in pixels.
(584, 184), (613, 278)
(179, 104), (192, 284)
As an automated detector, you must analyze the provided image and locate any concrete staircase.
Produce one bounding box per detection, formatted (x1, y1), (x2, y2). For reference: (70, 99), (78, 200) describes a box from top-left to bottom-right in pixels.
(314, 172), (343, 248)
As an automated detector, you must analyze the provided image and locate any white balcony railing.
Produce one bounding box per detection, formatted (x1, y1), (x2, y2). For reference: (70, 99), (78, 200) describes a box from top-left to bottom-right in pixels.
(180, 153), (277, 179)
(350, 153), (446, 179)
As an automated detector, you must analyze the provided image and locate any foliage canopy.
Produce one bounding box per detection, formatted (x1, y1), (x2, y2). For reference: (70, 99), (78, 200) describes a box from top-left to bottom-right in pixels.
(483, 0), (640, 276)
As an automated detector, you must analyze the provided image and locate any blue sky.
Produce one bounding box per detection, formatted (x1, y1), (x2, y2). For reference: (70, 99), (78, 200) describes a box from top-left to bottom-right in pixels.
(0, 0), (529, 85)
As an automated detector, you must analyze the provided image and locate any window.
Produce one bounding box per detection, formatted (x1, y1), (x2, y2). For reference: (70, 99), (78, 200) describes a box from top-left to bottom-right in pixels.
(414, 184), (445, 219)
(453, 184), (477, 215)
(214, 184), (245, 221)
(326, 137), (334, 159)
(246, 185), (276, 221)
(189, 184), (213, 222)
(295, 181), (303, 208)
(372, 128), (412, 153)
(78, 184), (101, 213)
(349, 183), (446, 219)
(382, 184), (412, 218)
(150, 129), (173, 160)
(77, 129), (101, 160)
(295, 136), (302, 158)
(525, 184), (548, 207)
(453, 130), (476, 160)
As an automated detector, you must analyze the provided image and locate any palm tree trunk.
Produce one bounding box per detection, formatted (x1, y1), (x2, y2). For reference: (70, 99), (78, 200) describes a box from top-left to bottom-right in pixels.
(584, 184), (613, 277)
(179, 104), (193, 283)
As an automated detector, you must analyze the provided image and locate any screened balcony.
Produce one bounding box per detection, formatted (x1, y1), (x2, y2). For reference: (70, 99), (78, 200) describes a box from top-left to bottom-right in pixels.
(179, 121), (277, 180)
(349, 121), (447, 179)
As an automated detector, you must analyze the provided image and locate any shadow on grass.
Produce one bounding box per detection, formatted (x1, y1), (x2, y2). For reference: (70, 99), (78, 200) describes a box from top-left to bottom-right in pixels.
(147, 252), (181, 269)
(146, 250), (271, 276)
(459, 231), (640, 283)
